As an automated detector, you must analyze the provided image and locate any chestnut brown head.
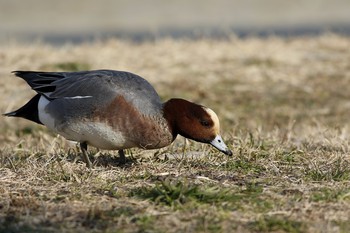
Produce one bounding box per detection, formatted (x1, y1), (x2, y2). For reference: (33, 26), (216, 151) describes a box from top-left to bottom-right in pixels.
(163, 98), (232, 156)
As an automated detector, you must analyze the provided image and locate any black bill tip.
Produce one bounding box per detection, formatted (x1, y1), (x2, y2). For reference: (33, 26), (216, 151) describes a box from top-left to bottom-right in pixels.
(223, 149), (233, 156)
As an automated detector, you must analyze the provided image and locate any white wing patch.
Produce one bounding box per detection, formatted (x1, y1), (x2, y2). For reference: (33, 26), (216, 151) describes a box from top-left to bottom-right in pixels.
(63, 96), (93, 99)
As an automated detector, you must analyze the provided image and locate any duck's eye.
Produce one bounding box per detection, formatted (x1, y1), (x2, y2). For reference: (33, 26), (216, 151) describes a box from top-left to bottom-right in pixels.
(200, 120), (210, 127)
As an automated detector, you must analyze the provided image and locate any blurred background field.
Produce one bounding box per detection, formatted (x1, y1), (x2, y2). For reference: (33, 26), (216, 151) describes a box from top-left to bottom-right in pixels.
(1, 1), (350, 233)
(1, 0), (350, 43)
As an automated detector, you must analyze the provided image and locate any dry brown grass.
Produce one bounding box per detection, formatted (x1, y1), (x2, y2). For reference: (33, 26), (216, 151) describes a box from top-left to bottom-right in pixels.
(1, 34), (350, 232)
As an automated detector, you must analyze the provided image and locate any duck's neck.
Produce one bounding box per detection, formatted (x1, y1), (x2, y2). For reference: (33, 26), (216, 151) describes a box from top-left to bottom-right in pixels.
(162, 98), (199, 139)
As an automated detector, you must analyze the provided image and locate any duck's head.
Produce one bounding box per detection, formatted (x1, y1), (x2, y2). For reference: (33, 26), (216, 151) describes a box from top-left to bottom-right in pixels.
(163, 98), (232, 156)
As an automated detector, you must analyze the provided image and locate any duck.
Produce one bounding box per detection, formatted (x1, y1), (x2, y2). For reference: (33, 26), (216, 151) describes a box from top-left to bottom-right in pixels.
(4, 70), (232, 167)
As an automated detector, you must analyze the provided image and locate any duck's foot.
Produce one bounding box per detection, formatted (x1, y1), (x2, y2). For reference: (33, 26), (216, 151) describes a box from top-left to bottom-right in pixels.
(118, 150), (126, 165)
(80, 142), (92, 168)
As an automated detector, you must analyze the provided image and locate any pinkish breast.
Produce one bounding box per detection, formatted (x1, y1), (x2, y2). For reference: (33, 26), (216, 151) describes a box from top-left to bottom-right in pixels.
(92, 95), (174, 149)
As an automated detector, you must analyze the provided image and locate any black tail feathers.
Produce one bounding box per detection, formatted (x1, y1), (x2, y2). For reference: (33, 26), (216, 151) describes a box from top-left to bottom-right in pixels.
(3, 94), (43, 125)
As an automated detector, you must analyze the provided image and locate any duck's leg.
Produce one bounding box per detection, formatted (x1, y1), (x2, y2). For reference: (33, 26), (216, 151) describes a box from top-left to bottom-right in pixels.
(80, 142), (92, 168)
(118, 150), (126, 164)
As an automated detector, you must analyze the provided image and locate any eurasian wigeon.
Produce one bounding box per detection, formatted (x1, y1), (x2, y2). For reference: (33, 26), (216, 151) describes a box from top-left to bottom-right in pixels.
(4, 70), (232, 167)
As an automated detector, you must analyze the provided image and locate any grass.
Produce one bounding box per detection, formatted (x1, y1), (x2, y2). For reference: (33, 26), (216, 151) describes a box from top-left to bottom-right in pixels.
(310, 187), (350, 202)
(129, 179), (269, 210)
(248, 216), (305, 233)
(1, 34), (350, 232)
(306, 157), (350, 181)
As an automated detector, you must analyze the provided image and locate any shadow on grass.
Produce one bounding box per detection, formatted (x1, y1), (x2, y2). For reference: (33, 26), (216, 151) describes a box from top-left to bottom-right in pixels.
(56, 149), (137, 168)
(0, 214), (54, 233)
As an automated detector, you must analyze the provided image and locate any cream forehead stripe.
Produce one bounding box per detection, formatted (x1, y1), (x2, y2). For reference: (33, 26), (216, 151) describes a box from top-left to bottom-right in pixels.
(203, 107), (220, 133)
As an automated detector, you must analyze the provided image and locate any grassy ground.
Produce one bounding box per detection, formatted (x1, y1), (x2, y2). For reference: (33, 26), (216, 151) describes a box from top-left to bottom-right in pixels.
(1, 34), (350, 232)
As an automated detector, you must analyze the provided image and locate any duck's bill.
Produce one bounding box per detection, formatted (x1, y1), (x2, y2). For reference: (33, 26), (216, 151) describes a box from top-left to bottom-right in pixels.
(210, 135), (233, 156)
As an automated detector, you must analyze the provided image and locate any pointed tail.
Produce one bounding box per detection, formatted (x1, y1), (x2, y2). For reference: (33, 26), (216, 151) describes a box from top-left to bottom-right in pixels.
(3, 94), (43, 125)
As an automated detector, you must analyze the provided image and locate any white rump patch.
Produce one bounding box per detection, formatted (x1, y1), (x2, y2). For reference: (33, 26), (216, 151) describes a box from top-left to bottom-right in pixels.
(38, 96), (56, 130)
